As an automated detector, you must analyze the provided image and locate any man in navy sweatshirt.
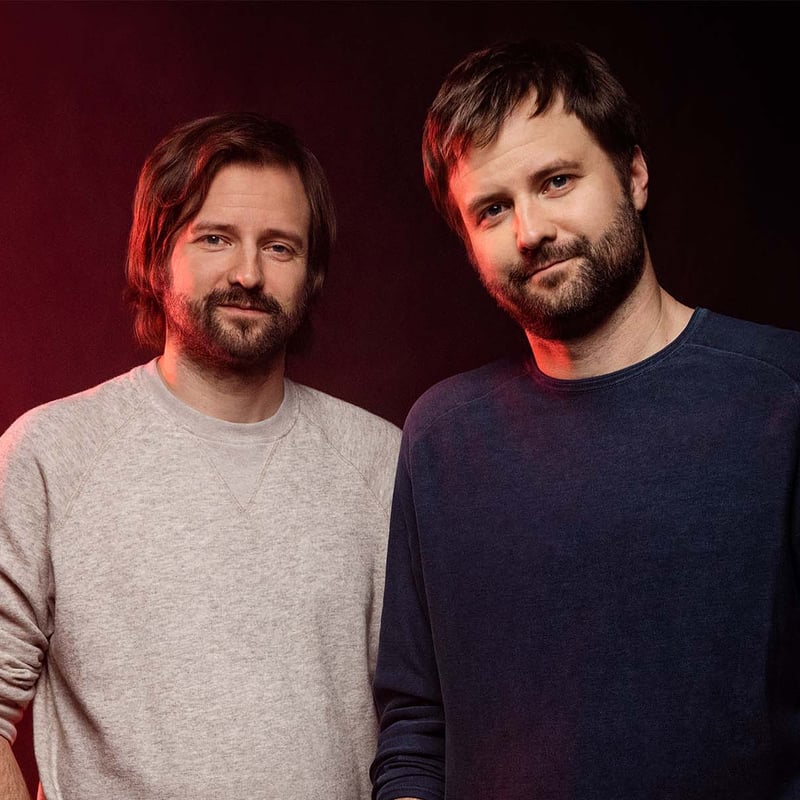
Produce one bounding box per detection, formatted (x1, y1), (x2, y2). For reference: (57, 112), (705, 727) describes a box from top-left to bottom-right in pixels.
(371, 38), (800, 800)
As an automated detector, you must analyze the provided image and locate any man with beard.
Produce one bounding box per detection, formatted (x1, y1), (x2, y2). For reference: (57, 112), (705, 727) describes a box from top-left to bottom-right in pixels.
(371, 39), (800, 800)
(0, 112), (401, 800)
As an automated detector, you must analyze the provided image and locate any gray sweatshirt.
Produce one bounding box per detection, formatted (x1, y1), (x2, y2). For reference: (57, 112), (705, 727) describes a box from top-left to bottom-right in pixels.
(0, 360), (401, 799)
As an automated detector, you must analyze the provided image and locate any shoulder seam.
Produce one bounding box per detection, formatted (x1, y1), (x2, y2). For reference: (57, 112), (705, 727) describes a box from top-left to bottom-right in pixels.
(295, 404), (396, 518)
(687, 341), (800, 394)
(56, 395), (148, 535)
(409, 365), (528, 443)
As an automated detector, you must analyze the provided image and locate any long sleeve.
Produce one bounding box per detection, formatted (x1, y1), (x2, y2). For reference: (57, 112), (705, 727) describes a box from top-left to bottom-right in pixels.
(375, 314), (800, 799)
(371, 438), (445, 800)
(2, 367), (403, 799)
(0, 417), (52, 744)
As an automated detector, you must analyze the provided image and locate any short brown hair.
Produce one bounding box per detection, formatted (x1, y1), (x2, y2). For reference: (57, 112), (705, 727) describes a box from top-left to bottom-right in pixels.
(422, 38), (645, 240)
(126, 111), (336, 350)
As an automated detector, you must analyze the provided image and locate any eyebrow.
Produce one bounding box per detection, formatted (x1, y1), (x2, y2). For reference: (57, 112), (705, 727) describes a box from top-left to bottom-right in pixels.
(464, 158), (582, 219)
(189, 221), (307, 249)
(465, 193), (505, 221)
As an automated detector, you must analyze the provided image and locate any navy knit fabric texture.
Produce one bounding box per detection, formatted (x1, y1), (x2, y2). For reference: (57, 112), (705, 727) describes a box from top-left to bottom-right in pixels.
(372, 308), (800, 800)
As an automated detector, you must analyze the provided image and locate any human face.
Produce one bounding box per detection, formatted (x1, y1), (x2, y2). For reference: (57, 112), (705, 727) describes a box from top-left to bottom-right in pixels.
(164, 162), (311, 371)
(449, 95), (648, 341)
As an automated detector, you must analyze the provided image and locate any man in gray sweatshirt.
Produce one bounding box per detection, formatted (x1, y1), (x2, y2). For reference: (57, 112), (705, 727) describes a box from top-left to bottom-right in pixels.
(0, 112), (401, 800)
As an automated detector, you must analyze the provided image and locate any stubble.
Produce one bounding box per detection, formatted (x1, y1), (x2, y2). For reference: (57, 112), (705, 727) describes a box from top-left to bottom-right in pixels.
(162, 285), (308, 373)
(481, 194), (646, 342)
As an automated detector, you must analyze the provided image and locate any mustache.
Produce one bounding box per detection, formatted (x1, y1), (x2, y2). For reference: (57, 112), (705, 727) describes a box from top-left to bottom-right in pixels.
(508, 240), (588, 285)
(204, 288), (284, 315)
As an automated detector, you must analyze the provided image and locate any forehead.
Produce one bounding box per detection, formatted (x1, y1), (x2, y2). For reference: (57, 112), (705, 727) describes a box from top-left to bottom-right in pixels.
(195, 162), (311, 232)
(449, 96), (603, 205)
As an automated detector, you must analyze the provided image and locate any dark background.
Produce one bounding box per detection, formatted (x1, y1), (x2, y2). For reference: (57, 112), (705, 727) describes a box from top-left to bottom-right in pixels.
(2, 0), (797, 794)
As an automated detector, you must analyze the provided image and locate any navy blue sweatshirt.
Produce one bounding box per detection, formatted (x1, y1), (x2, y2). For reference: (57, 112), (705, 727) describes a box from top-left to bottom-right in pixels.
(372, 309), (800, 800)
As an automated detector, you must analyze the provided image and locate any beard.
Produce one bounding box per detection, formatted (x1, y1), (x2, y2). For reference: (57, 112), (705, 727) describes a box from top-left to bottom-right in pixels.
(162, 284), (308, 373)
(480, 194), (646, 341)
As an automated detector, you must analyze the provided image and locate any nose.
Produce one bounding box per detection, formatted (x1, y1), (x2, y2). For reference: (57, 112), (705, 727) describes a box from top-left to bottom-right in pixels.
(514, 199), (557, 253)
(227, 245), (263, 289)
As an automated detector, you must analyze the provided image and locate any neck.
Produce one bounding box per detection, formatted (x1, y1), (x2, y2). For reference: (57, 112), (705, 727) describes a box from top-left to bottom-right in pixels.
(526, 267), (695, 380)
(157, 346), (287, 423)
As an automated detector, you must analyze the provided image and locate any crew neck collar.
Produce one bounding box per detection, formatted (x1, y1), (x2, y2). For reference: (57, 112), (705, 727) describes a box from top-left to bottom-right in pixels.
(525, 307), (707, 392)
(136, 358), (299, 443)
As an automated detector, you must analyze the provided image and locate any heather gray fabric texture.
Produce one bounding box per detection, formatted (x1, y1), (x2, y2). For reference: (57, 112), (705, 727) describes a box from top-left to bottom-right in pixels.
(0, 359), (401, 800)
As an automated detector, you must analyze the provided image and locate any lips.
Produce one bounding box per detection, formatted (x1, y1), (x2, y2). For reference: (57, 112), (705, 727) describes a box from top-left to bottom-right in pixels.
(509, 244), (585, 285)
(220, 303), (267, 312)
(539, 258), (566, 271)
(510, 263), (556, 286)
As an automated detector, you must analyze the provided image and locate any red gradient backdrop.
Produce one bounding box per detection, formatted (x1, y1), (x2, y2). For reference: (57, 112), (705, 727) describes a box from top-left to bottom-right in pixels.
(2, 1), (797, 794)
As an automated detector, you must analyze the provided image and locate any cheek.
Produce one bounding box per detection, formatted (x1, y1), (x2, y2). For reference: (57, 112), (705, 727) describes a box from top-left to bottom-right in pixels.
(168, 252), (213, 296)
(579, 182), (625, 236)
(267, 262), (309, 299)
(469, 232), (510, 274)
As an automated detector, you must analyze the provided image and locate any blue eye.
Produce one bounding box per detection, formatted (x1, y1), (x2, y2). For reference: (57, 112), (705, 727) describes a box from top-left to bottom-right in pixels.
(550, 175), (569, 189)
(266, 243), (297, 260)
(480, 203), (506, 221)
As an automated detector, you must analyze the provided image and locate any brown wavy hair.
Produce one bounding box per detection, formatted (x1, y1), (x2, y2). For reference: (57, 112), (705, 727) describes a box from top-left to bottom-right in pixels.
(125, 111), (336, 351)
(422, 38), (646, 242)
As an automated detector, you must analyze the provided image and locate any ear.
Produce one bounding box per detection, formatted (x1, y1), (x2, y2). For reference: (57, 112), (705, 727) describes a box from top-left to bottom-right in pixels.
(629, 145), (649, 212)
